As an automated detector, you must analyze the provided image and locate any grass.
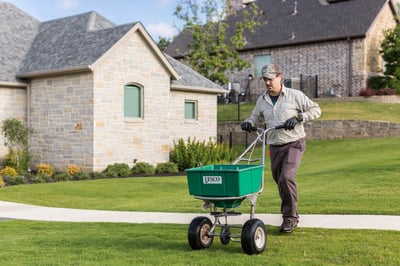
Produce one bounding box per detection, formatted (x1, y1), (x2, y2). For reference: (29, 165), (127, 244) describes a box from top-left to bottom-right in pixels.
(0, 221), (399, 265)
(1, 101), (400, 264)
(218, 100), (400, 122)
(1, 137), (399, 215)
(0, 138), (400, 264)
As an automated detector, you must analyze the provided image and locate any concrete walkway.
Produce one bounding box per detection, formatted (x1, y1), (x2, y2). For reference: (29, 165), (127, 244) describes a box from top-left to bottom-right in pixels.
(1, 200), (399, 231)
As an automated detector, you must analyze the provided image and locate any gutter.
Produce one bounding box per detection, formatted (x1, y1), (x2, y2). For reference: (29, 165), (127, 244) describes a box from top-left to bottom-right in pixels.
(16, 66), (91, 79)
(171, 84), (228, 94)
(0, 81), (28, 88)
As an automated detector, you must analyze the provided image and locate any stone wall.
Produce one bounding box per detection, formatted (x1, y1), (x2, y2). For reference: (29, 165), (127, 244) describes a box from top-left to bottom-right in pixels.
(29, 73), (94, 172)
(218, 120), (400, 145)
(0, 86), (27, 157)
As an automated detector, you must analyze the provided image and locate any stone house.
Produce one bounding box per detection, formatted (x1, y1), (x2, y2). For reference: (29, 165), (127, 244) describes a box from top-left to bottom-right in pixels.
(166, 0), (400, 99)
(0, 2), (227, 172)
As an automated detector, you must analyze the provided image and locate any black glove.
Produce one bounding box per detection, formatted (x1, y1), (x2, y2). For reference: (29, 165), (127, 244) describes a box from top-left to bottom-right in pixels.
(283, 117), (298, 130)
(241, 121), (253, 132)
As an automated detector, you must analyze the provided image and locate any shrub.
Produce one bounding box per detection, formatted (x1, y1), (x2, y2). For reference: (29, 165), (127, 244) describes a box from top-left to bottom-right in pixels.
(54, 172), (72, 182)
(89, 171), (107, 179)
(131, 162), (155, 175)
(375, 88), (396, 96)
(29, 175), (46, 184)
(72, 172), (90, 181)
(359, 88), (376, 97)
(4, 175), (27, 186)
(103, 163), (131, 178)
(1, 118), (32, 173)
(0, 176), (5, 188)
(170, 137), (234, 171)
(37, 163), (54, 177)
(67, 165), (81, 175)
(0, 166), (18, 177)
(155, 162), (179, 174)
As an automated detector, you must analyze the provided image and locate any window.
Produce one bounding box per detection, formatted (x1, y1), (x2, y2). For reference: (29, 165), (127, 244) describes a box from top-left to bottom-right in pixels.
(185, 101), (197, 120)
(254, 54), (272, 77)
(124, 84), (142, 118)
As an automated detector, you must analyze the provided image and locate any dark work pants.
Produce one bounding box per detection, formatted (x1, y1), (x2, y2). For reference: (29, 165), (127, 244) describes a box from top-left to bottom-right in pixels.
(269, 138), (305, 221)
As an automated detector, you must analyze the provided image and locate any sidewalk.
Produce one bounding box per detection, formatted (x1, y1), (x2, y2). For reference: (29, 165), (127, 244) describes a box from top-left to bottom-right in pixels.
(1, 200), (399, 231)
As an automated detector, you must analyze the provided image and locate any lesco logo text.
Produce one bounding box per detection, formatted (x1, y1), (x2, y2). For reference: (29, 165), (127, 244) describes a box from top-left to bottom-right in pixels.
(203, 176), (222, 184)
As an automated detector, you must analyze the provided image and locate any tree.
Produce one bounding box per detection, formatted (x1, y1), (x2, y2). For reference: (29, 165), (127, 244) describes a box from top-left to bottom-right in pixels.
(173, 0), (264, 85)
(381, 22), (400, 94)
(1, 118), (32, 173)
(157, 37), (172, 51)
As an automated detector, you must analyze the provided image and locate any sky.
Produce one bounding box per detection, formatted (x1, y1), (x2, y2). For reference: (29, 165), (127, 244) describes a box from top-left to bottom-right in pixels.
(4, 0), (183, 40)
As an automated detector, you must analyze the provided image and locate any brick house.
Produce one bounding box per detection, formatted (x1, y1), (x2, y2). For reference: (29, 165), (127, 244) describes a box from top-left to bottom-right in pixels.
(166, 0), (400, 99)
(0, 2), (227, 172)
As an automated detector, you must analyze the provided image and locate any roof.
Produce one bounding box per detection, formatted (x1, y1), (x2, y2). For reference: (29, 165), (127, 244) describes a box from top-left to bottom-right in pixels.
(0, 1), (223, 93)
(0, 1), (39, 83)
(165, 54), (225, 93)
(165, 0), (392, 57)
(17, 12), (135, 76)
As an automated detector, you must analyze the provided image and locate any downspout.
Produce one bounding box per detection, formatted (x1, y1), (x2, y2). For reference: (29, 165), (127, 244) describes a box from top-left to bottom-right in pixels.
(27, 83), (31, 170)
(347, 37), (353, 96)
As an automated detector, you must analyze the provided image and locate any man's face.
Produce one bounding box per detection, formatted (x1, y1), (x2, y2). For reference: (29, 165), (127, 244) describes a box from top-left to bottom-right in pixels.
(262, 74), (282, 96)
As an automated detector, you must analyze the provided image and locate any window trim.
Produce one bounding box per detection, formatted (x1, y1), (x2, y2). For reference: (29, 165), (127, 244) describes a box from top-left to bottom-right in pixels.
(184, 100), (198, 121)
(124, 83), (143, 122)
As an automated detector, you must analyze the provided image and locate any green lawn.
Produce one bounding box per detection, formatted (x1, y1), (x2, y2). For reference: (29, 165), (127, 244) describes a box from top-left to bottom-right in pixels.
(1, 101), (400, 264)
(1, 137), (398, 215)
(218, 100), (400, 122)
(1, 221), (398, 265)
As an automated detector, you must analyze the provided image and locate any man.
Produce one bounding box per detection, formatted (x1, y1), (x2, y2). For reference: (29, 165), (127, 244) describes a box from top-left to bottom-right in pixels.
(241, 63), (321, 233)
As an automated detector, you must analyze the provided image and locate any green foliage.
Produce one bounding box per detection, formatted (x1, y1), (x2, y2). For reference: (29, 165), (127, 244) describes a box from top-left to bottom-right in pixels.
(381, 23), (400, 94)
(155, 162), (179, 174)
(54, 172), (72, 182)
(71, 172), (90, 181)
(103, 163), (131, 178)
(131, 162), (155, 175)
(1, 118), (32, 173)
(5, 149), (30, 174)
(174, 0), (264, 84)
(89, 172), (107, 179)
(3, 175), (27, 186)
(156, 36), (171, 51)
(170, 137), (234, 171)
(368, 76), (391, 90)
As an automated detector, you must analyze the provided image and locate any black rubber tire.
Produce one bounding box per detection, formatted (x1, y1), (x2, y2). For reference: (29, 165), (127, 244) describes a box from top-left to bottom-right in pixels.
(241, 218), (266, 255)
(220, 225), (231, 245)
(188, 216), (214, 250)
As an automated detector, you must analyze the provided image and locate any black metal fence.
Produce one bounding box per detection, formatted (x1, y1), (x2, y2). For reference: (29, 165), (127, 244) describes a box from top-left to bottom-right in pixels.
(218, 74), (319, 122)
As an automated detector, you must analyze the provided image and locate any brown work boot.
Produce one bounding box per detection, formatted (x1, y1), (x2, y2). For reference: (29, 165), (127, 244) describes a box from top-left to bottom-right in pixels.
(280, 219), (298, 233)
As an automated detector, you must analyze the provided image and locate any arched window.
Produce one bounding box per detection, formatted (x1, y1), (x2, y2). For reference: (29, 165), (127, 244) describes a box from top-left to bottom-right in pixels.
(124, 84), (142, 118)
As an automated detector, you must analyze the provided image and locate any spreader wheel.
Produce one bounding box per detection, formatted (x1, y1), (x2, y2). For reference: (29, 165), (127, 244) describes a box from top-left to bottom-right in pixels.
(241, 218), (266, 255)
(188, 216), (214, 250)
(220, 225), (231, 245)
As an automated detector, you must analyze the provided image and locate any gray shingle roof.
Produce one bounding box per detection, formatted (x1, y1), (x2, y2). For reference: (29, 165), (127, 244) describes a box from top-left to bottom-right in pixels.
(18, 12), (136, 75)
(1, 1), (223, 92)
(165, 54), (224, 90)
(165, 0), (390, 57)
(0, 1), (39, 83)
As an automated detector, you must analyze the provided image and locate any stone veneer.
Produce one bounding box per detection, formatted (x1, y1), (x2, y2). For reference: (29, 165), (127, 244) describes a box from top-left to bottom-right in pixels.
(28, 28), (218, 172)
(0, 86), (27, 157)
(218, 120), (400, 145)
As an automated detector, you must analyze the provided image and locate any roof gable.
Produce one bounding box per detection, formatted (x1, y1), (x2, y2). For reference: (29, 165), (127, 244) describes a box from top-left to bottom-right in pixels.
(166, 0), (391, 57)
